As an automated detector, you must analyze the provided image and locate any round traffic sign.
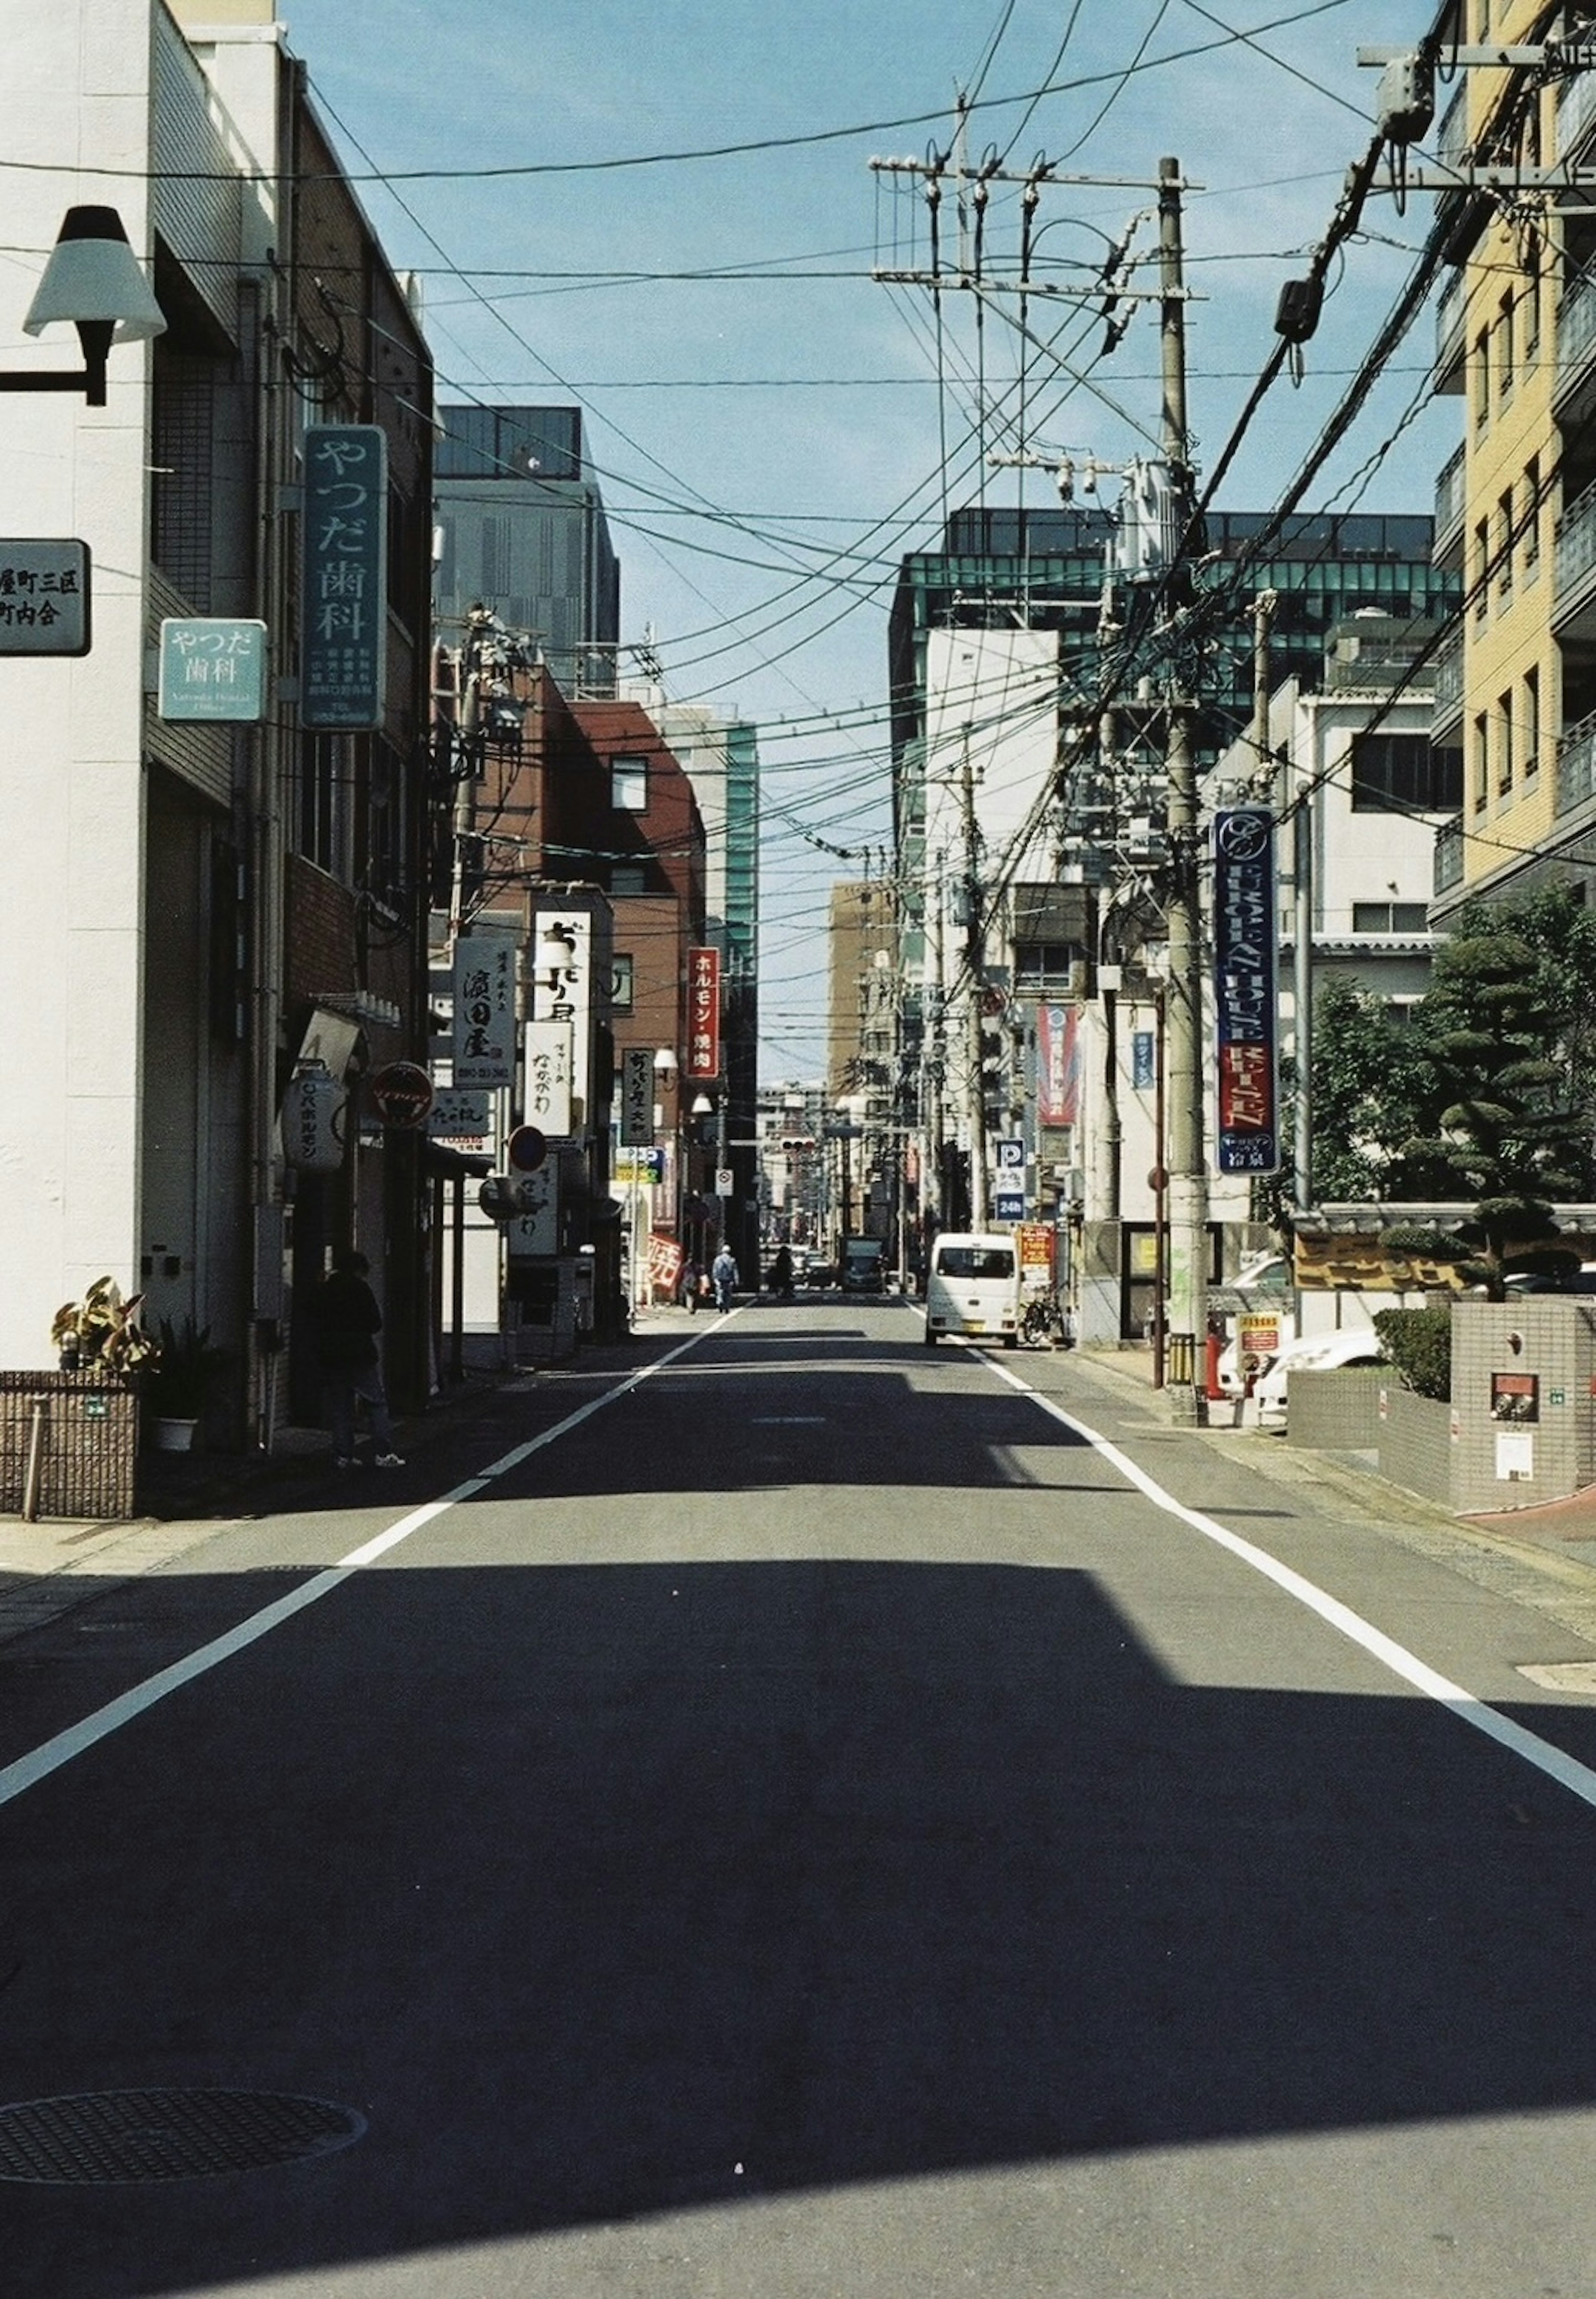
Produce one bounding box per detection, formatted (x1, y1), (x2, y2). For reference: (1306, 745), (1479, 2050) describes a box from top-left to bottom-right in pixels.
(369, 1061), (433, 1128)
(507, 1124), (549, 1173)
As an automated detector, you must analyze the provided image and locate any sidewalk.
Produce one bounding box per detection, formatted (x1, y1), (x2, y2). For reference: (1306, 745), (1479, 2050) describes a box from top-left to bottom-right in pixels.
(0, 1319), (701, 1651)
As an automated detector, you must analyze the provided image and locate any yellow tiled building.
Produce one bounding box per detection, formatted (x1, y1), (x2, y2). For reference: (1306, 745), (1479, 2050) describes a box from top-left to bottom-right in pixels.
(1431, 2), (1596, 920)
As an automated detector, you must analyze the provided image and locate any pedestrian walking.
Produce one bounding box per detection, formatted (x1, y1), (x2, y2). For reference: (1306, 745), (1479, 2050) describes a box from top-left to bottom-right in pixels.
(314, 1246), (404, 1468)
(679, 1258), (702, 1314)
(711, 1245), (739, 1313)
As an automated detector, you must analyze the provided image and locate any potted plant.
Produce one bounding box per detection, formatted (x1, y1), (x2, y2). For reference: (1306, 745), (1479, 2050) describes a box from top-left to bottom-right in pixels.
(50, 1277), (159, 1376)
(143, 1317), (230, 1451)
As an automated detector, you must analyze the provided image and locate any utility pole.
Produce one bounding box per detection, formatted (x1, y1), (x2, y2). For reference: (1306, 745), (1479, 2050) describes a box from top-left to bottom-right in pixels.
(960, 731), (990, 1230)
(1156, 154), (1208, 1421)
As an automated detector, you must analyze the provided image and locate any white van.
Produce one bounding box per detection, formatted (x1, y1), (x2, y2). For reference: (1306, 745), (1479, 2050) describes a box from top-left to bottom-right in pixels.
(923, 1232), (1022, 1347)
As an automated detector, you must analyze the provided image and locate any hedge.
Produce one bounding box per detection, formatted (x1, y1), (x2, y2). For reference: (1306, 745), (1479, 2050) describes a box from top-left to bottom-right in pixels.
(1372, 1306), (1451, 1401)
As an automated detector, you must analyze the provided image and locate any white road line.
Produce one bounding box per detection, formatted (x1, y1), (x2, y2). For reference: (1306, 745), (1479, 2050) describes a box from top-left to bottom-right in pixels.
(0, 1329), (714, 1811)
(981, 1352), (1596, 1812)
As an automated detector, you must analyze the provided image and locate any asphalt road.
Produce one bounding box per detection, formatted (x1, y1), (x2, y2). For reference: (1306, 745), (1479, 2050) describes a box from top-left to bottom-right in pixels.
(4, 1296), (1596, 2296)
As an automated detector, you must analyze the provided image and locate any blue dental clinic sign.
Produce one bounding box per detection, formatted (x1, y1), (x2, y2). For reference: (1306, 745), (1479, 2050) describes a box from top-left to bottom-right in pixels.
(1212, 806), (1281, 1177)
(158, 618), (267, 720)
(301, 425), (387, 728)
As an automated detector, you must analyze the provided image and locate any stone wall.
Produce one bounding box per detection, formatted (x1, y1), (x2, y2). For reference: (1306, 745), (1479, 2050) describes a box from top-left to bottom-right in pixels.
(1285, 1367), (1384, 1452)
(1450, 1298), (1596, 1512)
(1376, 1384), (1454, 1505)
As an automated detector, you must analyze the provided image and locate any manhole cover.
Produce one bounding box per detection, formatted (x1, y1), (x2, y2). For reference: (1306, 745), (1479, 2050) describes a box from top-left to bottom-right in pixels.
(0, 2089), (366, 2183)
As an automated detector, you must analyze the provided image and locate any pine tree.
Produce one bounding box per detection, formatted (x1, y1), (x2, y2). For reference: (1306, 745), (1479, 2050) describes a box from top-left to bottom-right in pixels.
(1402, 928), (1589, 1297)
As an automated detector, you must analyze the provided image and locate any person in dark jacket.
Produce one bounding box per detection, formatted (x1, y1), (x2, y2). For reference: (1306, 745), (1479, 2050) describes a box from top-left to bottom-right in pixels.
(315, 1246), (404, 1468)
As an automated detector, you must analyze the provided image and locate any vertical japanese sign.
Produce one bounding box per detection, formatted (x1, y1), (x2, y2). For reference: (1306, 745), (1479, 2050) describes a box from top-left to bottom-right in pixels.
(1213, 806), (1281, 1176)
(1036, 1002), (1081, 1126)
(505, 1164), (561, 1258)
(685, 946), (722, 1081)
(531, 911), (594, 1127)
(301, 425), (387, 728)
(620, 1047), (655, 1148)
(452, 933), (517, 1088)
(523, 1021), (574, 1138)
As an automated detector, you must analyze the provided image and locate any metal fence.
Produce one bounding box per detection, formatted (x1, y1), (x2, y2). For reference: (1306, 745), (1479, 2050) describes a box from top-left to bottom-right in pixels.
(0, 1371), (139, 1522)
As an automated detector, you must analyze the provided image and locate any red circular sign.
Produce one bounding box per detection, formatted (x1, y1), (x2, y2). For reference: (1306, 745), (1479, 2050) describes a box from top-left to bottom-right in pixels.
(507, 1125), (549, 1173)
(369, 1061), (433, 1128)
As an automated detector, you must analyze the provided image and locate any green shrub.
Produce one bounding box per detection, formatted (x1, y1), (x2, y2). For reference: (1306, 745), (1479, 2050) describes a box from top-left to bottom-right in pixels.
(1373, 1306), (1451, 1401)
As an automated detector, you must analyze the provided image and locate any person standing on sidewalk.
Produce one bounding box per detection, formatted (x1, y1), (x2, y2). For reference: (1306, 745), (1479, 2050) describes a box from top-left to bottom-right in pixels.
(314, 1247), (404, 1468)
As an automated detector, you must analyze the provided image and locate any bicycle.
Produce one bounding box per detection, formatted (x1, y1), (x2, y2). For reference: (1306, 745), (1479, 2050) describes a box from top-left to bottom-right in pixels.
(1019, 1291), (1067, 1348)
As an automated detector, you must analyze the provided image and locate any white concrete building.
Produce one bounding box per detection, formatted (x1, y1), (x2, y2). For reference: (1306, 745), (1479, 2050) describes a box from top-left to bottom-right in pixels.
(0, 0), (436, 1434)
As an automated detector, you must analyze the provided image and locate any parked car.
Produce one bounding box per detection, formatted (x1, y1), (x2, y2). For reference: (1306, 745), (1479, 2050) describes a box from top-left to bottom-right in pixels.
(1251, 1327), (1384, 1424)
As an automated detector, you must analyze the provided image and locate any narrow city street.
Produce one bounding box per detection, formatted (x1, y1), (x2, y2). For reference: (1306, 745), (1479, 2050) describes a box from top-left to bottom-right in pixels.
(5, 1298), (1596, 2296)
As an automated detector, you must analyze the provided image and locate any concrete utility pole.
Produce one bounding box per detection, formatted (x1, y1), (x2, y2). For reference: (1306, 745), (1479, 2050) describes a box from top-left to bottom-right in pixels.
(1156, 154), (1208, 1421)
(960, 732), (990, 1230)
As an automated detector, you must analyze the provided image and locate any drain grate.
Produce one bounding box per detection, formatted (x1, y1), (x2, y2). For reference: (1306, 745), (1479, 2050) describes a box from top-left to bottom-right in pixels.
(0, 2089), (366, 2183)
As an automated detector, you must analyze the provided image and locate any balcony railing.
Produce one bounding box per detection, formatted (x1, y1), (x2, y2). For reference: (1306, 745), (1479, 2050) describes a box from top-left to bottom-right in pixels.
(1436, 269), (1465, 376)
(1432, 630), (1463, 720)
(1555, 474), (1596, 606)
(1433, 814), (1463, 895)
(1559, 263), (1596, 387)
(1433, 439), (1466, 550)
(1557, 708), (1596, 817)
(1560, 59), (1596, 161)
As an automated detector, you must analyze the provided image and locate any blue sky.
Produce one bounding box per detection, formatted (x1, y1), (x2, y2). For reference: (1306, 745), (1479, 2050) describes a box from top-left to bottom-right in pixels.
(278, 0), (1443, 1077)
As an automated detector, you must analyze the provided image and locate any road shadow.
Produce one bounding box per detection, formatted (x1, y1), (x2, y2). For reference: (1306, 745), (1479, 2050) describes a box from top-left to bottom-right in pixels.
(1, 1556), (1595, 2292)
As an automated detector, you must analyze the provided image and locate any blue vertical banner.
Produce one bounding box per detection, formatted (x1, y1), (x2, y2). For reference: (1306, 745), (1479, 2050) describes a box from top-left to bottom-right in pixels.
(301, 425), (387, 728)
(1212, 806), (1281, 1176)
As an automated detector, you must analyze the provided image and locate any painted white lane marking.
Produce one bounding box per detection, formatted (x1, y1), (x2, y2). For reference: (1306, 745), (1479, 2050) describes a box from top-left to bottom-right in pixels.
(0, 1329), (714, 1811)
(977, 1352), (1596, 1811)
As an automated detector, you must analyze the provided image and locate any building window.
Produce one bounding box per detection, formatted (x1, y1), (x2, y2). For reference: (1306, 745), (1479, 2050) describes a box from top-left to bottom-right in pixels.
(1496, 291), (1514, 407)
(1525, 666), (1540, 782)
(1352, 902), (1431, 934)
(611, 756), (649, 811)
(1496, 489), (1513, 607)
(299, 731), (345, 872)
(1472, 329), (1490, 433)
(1350, 733), (1461, 811)
(610, 864), (647, 895)
(1497, 690), (1514, 797)
(1472, 713), (1489, 815)
(610, 953), (635, 1013)
(1524, 456), (1540, 577)
(1473, 518), (1490, 619)
(1524, 245), (1542, 362)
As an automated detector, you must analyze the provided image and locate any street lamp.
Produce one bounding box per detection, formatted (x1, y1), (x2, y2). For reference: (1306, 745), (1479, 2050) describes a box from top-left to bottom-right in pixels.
(6, 206), (165, 406)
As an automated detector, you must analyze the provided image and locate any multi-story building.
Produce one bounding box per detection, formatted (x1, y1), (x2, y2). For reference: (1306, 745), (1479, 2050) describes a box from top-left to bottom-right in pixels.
(433, 404), (620, 699)
(1426, 6), (1594, 925)
(571, 699), (709, 1284)
(0, 0), (436, 1441)
(886, 504), (1458, 1304)
(618, 686), (762, 1278)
